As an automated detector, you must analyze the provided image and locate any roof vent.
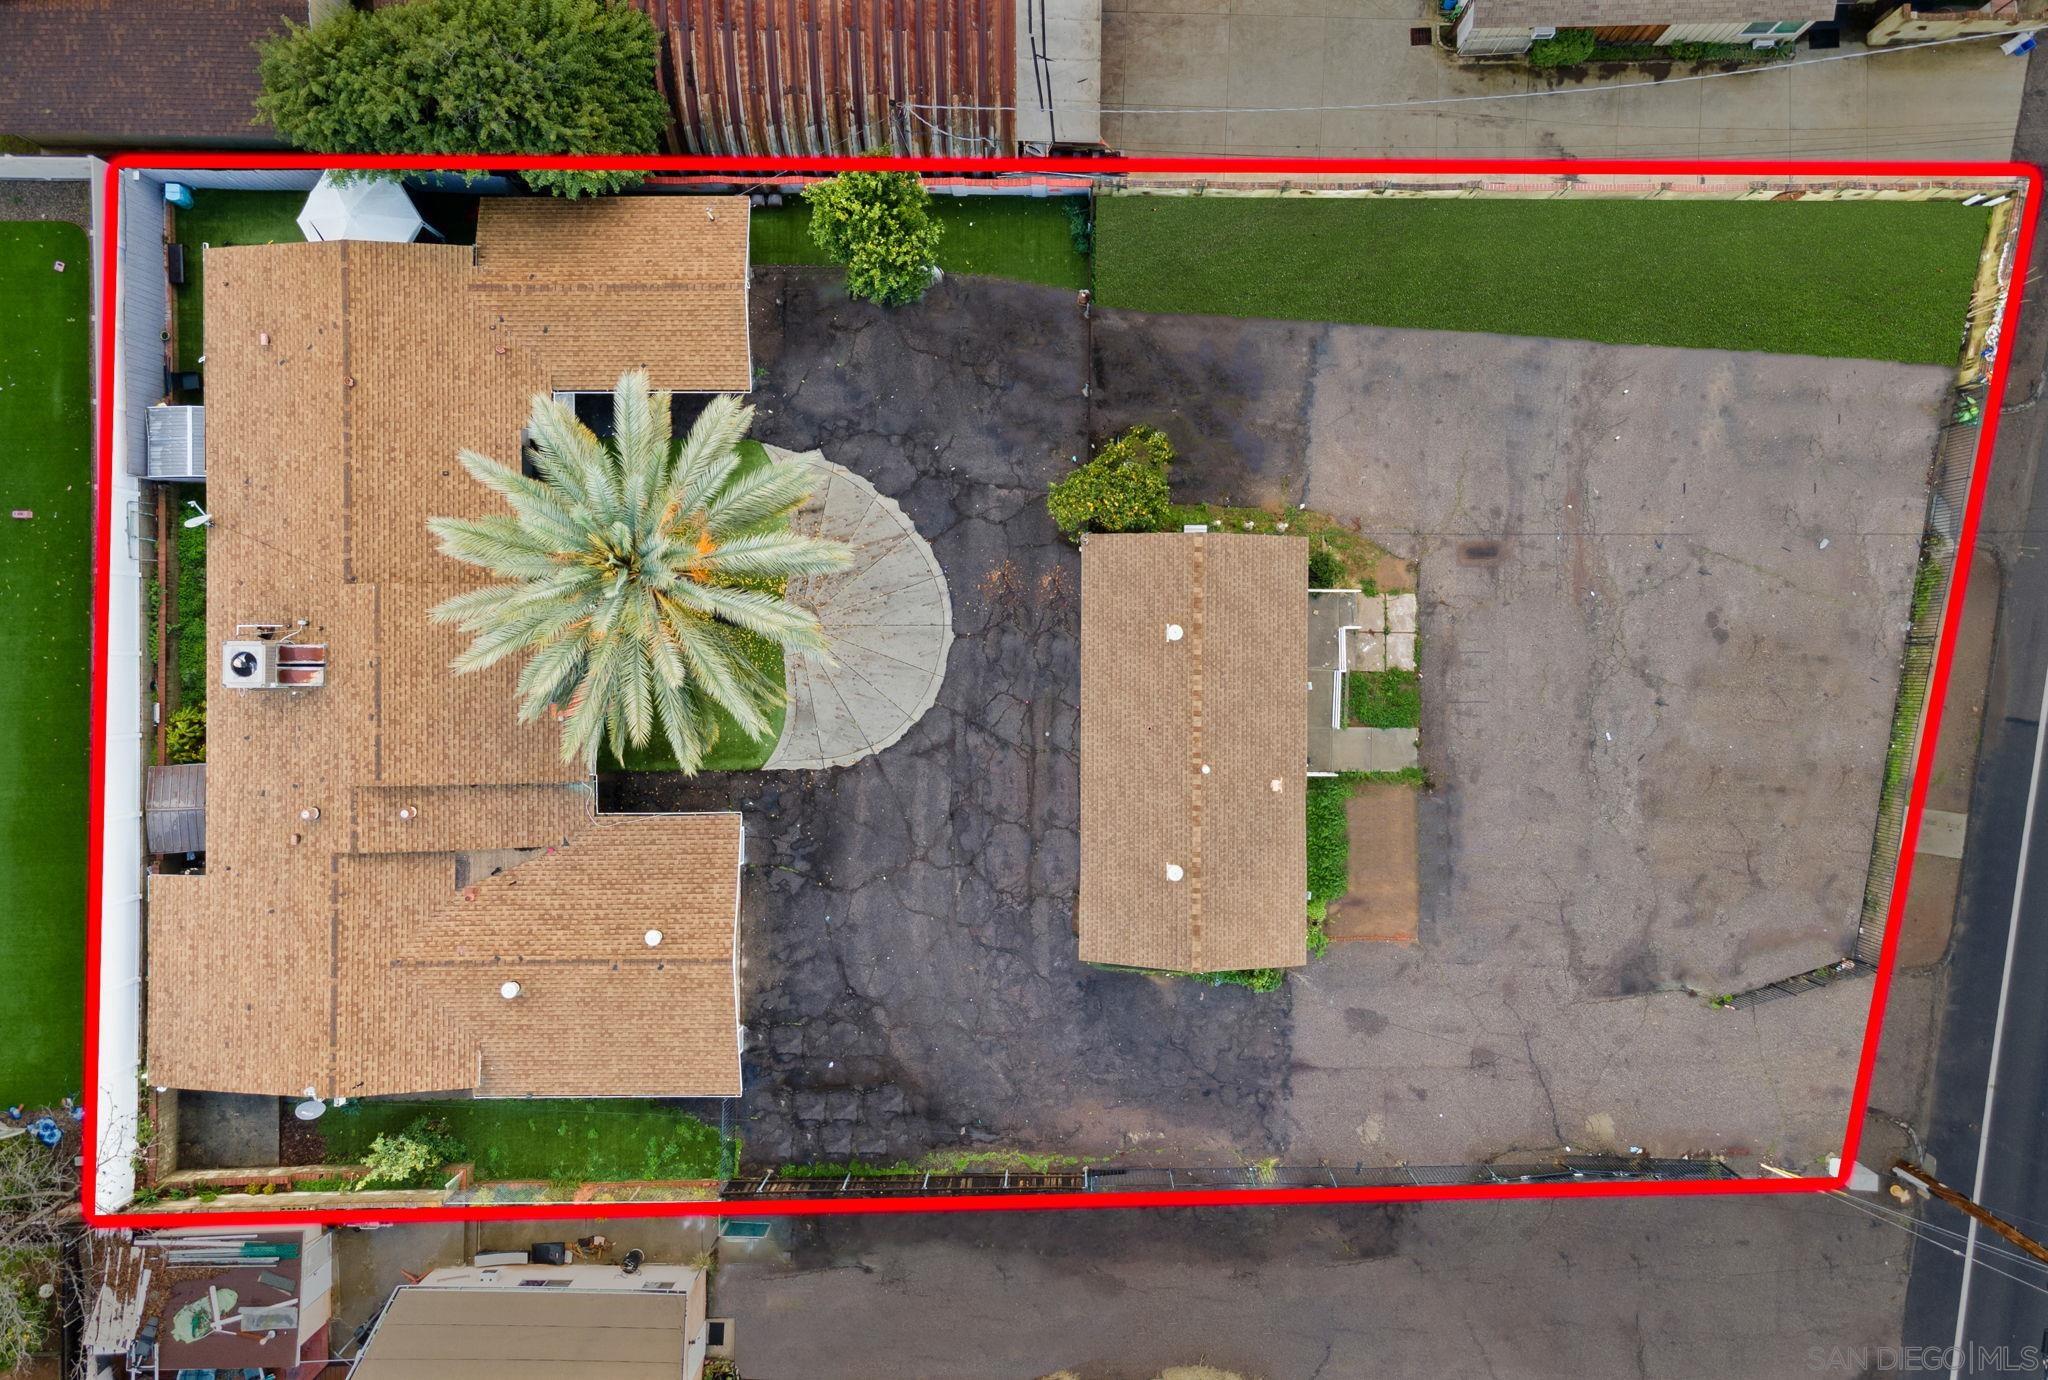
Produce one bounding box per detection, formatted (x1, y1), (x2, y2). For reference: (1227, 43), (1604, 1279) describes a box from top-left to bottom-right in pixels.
(500, 981), (523, 1000)
(1165, 863), (1185, 882)
(1165, 623), (1184, 642)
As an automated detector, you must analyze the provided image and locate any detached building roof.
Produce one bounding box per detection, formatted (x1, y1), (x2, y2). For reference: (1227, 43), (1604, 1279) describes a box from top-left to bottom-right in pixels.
(352, 1270), (706, 1380)
(0, 0), (296, 148)
(1467, 0), (1833, 25)
(1077, 533), (1309, 974)
(144, 198), (753, 1101)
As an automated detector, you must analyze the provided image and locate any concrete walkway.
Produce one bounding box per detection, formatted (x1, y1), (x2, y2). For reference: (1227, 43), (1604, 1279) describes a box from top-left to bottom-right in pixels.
(764, 448), (954, 771)
(1307, 589), (1420, 774)
(1100, 3), (2025, 159)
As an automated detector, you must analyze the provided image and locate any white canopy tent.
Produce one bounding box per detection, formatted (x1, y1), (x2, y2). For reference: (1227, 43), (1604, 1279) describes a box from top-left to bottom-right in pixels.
(296, 173), (427, 244)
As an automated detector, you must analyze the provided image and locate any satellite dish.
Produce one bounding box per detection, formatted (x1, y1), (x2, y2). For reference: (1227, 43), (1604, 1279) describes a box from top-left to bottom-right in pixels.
(183, 500), (213, 529)
(293, 1098), (327, 1122)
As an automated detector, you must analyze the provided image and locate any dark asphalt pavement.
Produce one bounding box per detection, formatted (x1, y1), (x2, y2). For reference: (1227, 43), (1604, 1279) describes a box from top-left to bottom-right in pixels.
(1900, 52), (2048, 1365)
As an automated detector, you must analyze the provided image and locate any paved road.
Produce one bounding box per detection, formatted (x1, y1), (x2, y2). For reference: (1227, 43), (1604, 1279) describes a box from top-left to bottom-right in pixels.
(714, 1199), (1913, 1380)
(1898, 47), (2048, 1370)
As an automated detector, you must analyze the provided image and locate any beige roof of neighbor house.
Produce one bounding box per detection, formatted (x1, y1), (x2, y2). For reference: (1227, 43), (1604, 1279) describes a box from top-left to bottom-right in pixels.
(144, 199), (753, 1100)
(1468, 0), (1833, 27)
(350, 1285), (697, 1380)
(1077, 533), (1310, 974)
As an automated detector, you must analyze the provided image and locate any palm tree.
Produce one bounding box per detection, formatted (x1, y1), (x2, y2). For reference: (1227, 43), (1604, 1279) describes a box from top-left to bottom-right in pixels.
(428, 371), (853, 773)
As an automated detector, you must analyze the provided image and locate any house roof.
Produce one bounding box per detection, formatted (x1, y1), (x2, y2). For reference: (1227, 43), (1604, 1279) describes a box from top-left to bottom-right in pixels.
(352, 1283), (695, 1380)
(471, 198), (752, 392)
(0, 1), (297, 147)
(1076, 533), (1309, 974)
(1467, 0), (1834, 28)
(144, 199), (753, 1101)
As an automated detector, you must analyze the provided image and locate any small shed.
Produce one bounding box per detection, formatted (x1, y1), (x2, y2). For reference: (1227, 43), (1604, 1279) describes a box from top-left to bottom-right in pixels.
(145, 763), (205, 855)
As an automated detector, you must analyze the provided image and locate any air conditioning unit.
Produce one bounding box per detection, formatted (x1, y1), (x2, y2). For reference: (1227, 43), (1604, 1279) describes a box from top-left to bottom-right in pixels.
(1531, 25), (1557, 38)
(221, 639), (279, 689)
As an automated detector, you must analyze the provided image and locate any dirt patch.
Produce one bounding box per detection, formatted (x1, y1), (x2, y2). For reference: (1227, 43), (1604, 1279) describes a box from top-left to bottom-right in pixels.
(1326, 785), (1419, 943)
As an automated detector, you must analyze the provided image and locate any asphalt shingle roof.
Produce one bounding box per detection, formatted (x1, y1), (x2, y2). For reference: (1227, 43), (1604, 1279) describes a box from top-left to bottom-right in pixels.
(144, 199), (753, 1100)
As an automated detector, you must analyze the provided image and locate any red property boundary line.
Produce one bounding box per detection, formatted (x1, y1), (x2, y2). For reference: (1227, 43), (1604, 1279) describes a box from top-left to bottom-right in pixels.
(84, 152), (2043, 1229)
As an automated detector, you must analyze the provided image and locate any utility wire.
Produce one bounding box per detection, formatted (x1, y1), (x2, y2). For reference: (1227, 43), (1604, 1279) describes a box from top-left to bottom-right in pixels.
(907, 28), (2039, 119)
(1825, 1190), (2048, 1280)
(1819, 1190), (2048, 1300)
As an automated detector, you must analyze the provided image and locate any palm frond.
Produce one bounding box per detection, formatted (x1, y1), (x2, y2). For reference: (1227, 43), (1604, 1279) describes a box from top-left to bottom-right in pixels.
(431, 374), (850, 774)
(704, 458), (822, 534)
(699, 531), (856, 580)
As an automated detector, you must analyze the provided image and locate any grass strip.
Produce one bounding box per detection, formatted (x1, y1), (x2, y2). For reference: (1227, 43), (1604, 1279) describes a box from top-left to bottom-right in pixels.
(0, 223), (92, 1106)
(1096, 196), (1988, 365)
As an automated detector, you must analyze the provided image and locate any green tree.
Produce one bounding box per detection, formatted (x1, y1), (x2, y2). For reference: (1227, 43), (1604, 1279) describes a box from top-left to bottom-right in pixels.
(256, 0), (667, 198)
(429, 374), (853, 773)
(804, 168), (944, 305)
(1046, 425), (1177, 537)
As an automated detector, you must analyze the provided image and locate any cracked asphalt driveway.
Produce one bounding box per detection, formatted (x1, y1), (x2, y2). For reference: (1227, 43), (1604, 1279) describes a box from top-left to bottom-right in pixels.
(605, 270), (1293, 1167)
(611, 273), (1949, 1175)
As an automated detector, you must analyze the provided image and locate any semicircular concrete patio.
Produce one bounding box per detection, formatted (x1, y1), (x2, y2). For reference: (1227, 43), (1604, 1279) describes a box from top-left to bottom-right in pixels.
(763, 447), (953, 771)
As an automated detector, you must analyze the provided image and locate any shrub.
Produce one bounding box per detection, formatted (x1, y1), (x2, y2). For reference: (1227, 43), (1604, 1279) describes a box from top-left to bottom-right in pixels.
(804, 169), (945, 306)
(164, 703), (205, 764)
(256, 0), (666, 198)
(1063, 197), (1095, 257)
(1348, 668), (1420, 729)
(1046, 425), (1176, 537)
(358, 1116), (466, 1188)
(1307, 543), (1345, 588)
(1307, 776), (1351, 904)
(1203, 967), (1284, 992)
(0, 1261), (48, 1373)
(1527, 27), (1596, 66)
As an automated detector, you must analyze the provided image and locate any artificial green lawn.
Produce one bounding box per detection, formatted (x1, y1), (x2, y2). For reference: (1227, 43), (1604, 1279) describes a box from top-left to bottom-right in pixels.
(173, 190), (305, 373)
(1094, 197), (1991, 365)
(318, 1099), (728, 1185)
(0, 223), (92, 1107)
(753, 196), (1089, 290)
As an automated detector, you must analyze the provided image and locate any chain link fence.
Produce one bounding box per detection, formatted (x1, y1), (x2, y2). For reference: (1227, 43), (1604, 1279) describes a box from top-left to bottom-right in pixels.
(724, 1155), (1736, 1199)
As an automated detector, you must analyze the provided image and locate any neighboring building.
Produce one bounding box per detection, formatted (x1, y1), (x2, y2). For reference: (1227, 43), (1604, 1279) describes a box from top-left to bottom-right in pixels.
(83, 1229), (336, 1378)
(628, 0), (1102, 156)
(1076, 532), (1309, 974)
(143, 198), (754, 1104)
(1454, 0), (1834, 55)
(1867, 0), (2048, 46)
(352, 1263), (716, 1380)
(0, 0), (304, 148)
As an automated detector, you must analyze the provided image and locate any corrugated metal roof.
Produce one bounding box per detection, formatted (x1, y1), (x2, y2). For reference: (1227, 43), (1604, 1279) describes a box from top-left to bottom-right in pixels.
(633, 0), (1016, 157)
(145, 764), (207, 856)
